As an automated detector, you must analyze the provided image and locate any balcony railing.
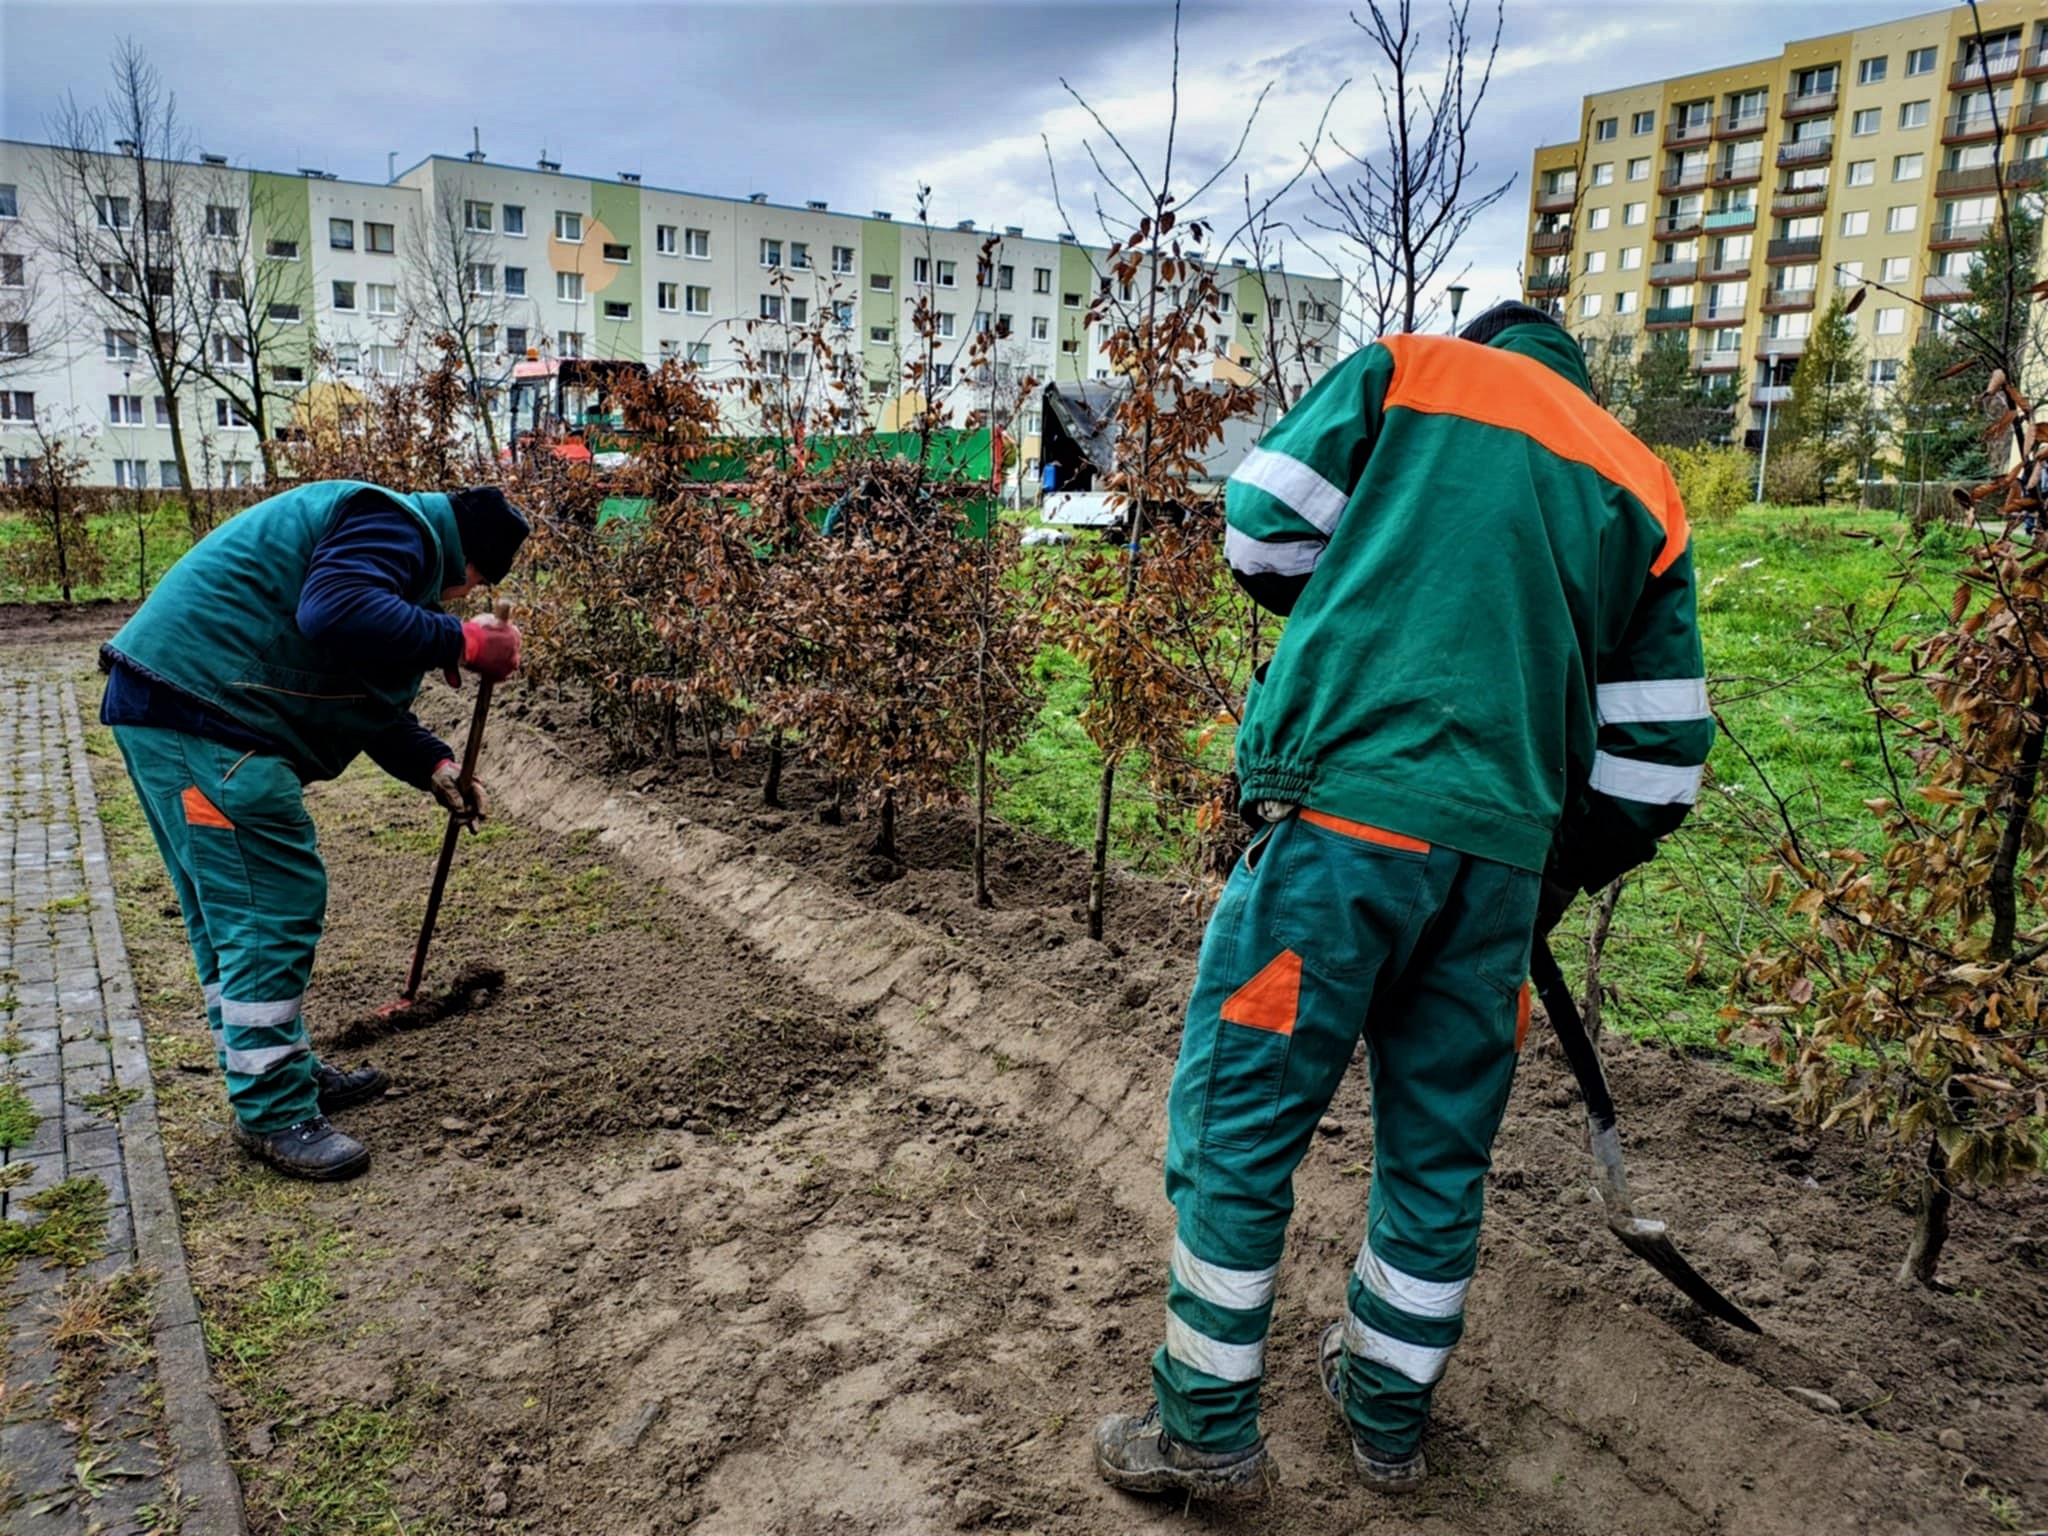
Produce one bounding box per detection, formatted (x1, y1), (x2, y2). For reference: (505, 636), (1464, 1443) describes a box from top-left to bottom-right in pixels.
(1951, 50), (2021, 87)
(1753, 384), (1794, 405)
(1656, 211), (1705, 238)
(1935, 159), (2047, 196)
(2028, 42), (2048, 77)
(1763, 286), (1816, 313)
(1943, 110), (2006, 142)
(1533, 187), (1577, 213)
(1704, 206), (1759, 232)
(1770, 187), (1830, 216)
(1922, 273), (1972, 301)
(1781, 89), (1838, 119)
(1930, 220), (1993, 248)
(1660, 167), (1710, 194)
(1645, 304), (1694, 328)
(1649, 259), (1699, 284)
(1777, 138), (1835, 167)
(1719, 110), (1770, 139)
(1665, 118), (1715, 147)
(1699, 305), (1748, 325)
(1531, 228), (1572, 255)
(1766, 236), (1823, 263)
(1713, 158), (1765, 187)
(1526, 269), (1569, 292)
(1702, 261), (1752, 282)
(1695, 349), (1743, 371)
(2019, 101), (2048, 132)
(1756, 335), (1808, 359)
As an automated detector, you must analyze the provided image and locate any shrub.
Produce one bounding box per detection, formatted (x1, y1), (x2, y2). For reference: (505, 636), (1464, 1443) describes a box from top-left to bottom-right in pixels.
(1658, 445), (1754, 523)
(1760, 445), (1822, 507)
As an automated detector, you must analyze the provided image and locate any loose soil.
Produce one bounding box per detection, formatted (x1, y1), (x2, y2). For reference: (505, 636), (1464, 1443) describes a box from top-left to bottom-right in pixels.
(73, 653), (2048, 1535)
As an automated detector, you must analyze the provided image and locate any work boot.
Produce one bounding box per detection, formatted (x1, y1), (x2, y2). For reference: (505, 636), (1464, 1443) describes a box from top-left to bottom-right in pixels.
(232, 1115), (370, 1181)
(1094, 1403), (1274, 1503)
(1319, 1322), (1428, 1492)
(315, 1062), (389, 1113)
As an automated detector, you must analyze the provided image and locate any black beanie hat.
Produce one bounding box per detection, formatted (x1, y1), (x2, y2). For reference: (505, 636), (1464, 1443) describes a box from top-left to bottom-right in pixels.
(448, 487), (530, 584)
(1457, 300), (1565, 347)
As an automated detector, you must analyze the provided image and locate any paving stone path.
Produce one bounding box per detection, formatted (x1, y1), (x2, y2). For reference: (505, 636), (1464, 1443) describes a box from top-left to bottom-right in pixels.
(0, 668), (243, 1535)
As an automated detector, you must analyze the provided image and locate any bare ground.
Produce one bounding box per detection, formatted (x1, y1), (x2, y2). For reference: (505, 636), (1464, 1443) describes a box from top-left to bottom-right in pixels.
(76, 660), (2048, 1535)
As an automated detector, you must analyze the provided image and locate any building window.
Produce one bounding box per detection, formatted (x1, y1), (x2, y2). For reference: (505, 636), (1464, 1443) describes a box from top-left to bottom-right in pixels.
(657, 281), (678, 311)
(603, 299), (631, 320)
(211, 334), (248, 366)
(685, 227), (709, 258)
(1064, 291), (1082, 309)
(1034, 266), (1052, 294)
(154, 396), (171, 425)
(557, 330), (583, 357)
(207, 269), (243, 301)
(1623, 202), (1645, 226)
(504, 325), (528, 357)
(760, 293), (783, 320)
(0, 391), (32, 422)
(1580, 293), (1602, 318)
(96, 195), (131, 229)
(1619, 246), (1642, 270)
(603, 242), (630, 264)
(367, 282), (397, 316)
(936, 312), (956, 338)
(216, 398), (251, 428)
(870, 272), (893, 293)
(1857, 57), (1887, 85)
(555, 211), (583, 242)
(656, 224), (677, 255)
(363, 222), (393, 255)
(271, 364), (305, 384)
(1631, 110), (1655, 135)
(1616, 291), (1639, 314)
(1893, 153), (1923, 182)
(1868, 358), (1900, 386)
(1847, 159), (1875, 186)
(937, 260), (956, 288)
(503, 205), (526, 236)
(0, 184), (16, 219)
(1906, 46), (1936, 76)
(995, 312), (1013, 338)
(913, 256), (930, 285)
(1583, 249), (1607, 274)
(504, 265), (526, 297)
(933, 363), (954, 387)
(1851, 108), (1880, 135)
(761, 349), (786, 377)
(1217, 292), (1234, 316)
(333, 342), (360, 372)
(1627, 157), (1649, 182)
(829, 244), (855, 275)
(790, 296), (808, 323)
(329, 217), (354, 249)
(556, 271), (584, 303)
(221, 461), (253, 488)
(331, 279), (358, 310)
(1886, 204), (1917, 233)
(467, 263), (495, 296)
(790, 242), (810, 270)
(1592, 163), (1614, 186)
(1899, 100), (1930, 130)
(687, 342), (709, 365)
(1030, 315), (1050, 340)
(1594, 117), (1618, 141)
(465, 200), (494, 233)
(112, 459), (146, 489)
(685, 285), (710, 315)
(761, 238), (782, 268)
(204, 204), (239, 238)
(159, 460), (183, 488)
(1840, 210), (1869, 237)
(108, 393), (143, 424)
(870, 325), (893, 345)
(832, 301), (853, 327)
(1835, 261), (1860, 284)
(998, 263), (1015, 291)
(1881, 256), (1910, 282)
(1874, 307), (1904, 336)
(1587, 206), (1610, 230)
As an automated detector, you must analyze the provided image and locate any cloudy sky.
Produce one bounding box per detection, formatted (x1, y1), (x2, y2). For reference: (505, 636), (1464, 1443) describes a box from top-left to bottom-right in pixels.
(3, 0), (1940, 333)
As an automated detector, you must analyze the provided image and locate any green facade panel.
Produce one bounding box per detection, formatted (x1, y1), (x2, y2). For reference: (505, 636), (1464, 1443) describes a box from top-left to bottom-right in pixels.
(862, 218), (903, 388)
(1056, 242), (1094, 382)
(588, 179), (644, 363)
(250, 170), (316, 375)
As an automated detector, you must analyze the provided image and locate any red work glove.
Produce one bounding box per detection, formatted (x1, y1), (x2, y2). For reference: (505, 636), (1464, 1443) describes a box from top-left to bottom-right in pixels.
(458, 615), (522, 683)
(429, 759), (490, 831)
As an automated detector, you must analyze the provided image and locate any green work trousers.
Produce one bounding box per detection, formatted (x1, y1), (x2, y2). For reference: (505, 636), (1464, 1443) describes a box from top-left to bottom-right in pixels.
(113, 725), (328, 1134)
(1152, 808), (1537, 1457)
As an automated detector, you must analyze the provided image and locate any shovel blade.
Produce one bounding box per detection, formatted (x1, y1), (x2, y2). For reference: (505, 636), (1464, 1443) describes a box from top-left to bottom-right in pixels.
(1609, 1215), (1763, 1334)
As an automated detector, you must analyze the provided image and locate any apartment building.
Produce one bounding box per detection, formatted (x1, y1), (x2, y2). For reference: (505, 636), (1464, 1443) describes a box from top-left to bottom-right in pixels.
(1523, 1), (2048, 442)
(0, 138), (1341, 487)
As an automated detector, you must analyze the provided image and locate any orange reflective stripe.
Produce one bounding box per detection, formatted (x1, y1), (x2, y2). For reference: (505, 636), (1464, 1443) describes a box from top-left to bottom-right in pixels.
(1380, 333), (1690, 577)
(1298, 808), (1429, 854)
(1221, 950), (1302, 1037)
(181, 786), (234, 830)
(1516, 981), (1532, 1051)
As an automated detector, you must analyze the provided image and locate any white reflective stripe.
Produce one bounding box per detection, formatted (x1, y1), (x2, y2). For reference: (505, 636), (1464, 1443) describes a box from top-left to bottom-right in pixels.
(1224, 525), (1324, 577)
(1589, 752), (1702, 806)
(219, 995), (306, 1029)
(1596, 678), (1711, 725)
(1343, 1314), (1453, 1386)
(201, 983), (224, 1009)
(223, 1038), (310, 1076)
(1171, 1238), (1279, 1313)
(1232, 447), (1350, 534)
(1353, 1244), (1469, 1321)
(1164, 1312), (1266, 1383)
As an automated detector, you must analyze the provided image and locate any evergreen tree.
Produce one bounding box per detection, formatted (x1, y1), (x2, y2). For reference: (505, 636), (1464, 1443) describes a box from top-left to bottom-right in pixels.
(1628, 337), (1734, 448)
(1894, 328), (1991, 494)
(1781, 293), (1868, 506)
(1954, 191), (2042, 396)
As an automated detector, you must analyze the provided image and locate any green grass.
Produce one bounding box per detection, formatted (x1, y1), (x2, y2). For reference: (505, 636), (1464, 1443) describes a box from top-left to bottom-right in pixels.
(0, 1079), (37, 1148)
(0, 1177), (111, 1274)
(0, 505), (198, 605)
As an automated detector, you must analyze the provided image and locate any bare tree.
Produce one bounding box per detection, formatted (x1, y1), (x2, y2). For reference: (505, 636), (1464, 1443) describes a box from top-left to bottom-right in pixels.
(38, 40), (206, 522)
(0, 209), (52, 387)
(1309, 0), (1515, 337)
(190, 170), (308, 478)
(401, 176), (512, 458)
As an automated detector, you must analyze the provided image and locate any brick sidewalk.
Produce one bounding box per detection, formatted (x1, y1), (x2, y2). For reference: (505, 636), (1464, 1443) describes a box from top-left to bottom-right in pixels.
(1, 669), (242, 1535)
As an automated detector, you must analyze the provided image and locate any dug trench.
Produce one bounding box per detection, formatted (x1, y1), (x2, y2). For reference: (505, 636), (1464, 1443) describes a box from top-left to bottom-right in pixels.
(94, 668), (2047, 1535)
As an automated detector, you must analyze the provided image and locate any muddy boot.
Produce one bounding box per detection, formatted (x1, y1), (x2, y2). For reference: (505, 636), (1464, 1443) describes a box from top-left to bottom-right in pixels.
(1094, 1403), (1274, 1503)
(1318, 1322), (1427, 1493)
(232, 1115), (370, 1182)
(315, 1063), (389, 1113)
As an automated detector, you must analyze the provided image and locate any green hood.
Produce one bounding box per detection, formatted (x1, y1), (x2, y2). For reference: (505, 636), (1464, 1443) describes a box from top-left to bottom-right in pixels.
(1486, 322), (1593, 395)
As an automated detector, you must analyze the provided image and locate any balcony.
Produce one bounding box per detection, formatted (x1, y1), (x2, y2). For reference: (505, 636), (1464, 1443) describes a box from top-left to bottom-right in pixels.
(1713, 158), (1765, 187)
(1530, 228), (1572, 255)
(1929, 220), (1992, 250)
(1645, 304), (1694, 330)
(1702, 260), (1752, 282)
(1665, 117), (1715, 147)
(1526, 269), (1568, 293)
(1656, 210), (1705, 239)
(1649, 258), (1699, 284)
(1752, 384), (1794, 405)
(1781, 89), (1838, 119)
(1762, 286), (1816, 313)
(1922, 273), (1972, 302)
(1943, 110), (2006, 144)
(1933, 161), (2037, 196)
(1695, 349), (1744, 372)
(1699, 305), (1748, 326)
(1766, 236), (1823, 263)
(1719, 110), (1770, 139)
(2020, 101), (2048, 132)
(1534, 187), (1577, 214)
(1951, 51), (2021, 88)
(1757, 334), (1808, 357)
(1704, 206), (1759, 233)
(1770, 186), (1829, 217)
(1660, 166), (1709, 194)
(1776, 137), (1835, 167)
(2028, 42), (2048, 78)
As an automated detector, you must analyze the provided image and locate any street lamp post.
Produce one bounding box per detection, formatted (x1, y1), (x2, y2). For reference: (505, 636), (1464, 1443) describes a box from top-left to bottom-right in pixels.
(1754, 349), (1781, 503)
(1447, 284), (1469, 334)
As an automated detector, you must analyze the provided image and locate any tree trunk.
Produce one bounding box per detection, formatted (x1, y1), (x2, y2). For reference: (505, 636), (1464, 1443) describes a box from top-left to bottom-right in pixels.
(1898, 1138), (1952, 1289)
(874, 787), (897, 865)
(165, 408), (202, 536)
(973, 714), (991, 909)
(51, 486), (72, 604)
(1988, 711), (2044, 961)
(764, 733), (784, 809)
(135, 509), (147, 600)
(1087, 757), (1116, 940)
(1583, 878), (1624, 1048)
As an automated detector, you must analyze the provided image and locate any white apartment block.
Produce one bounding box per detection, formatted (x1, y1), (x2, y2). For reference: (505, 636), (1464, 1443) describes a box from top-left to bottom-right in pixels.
(0, 139), (1343, 487)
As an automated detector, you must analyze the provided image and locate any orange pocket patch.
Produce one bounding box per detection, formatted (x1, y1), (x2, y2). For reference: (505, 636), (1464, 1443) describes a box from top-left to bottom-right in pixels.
(1221, 950), (1303, 1037)
(1516, 981), (1532, 1051)
(181, 786), (234, 830)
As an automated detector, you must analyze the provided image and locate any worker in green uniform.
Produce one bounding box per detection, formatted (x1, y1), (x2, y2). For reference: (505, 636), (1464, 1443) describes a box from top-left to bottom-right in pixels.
(1095, 302), (1711, 1499)
(101, 481), (529, 1181)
